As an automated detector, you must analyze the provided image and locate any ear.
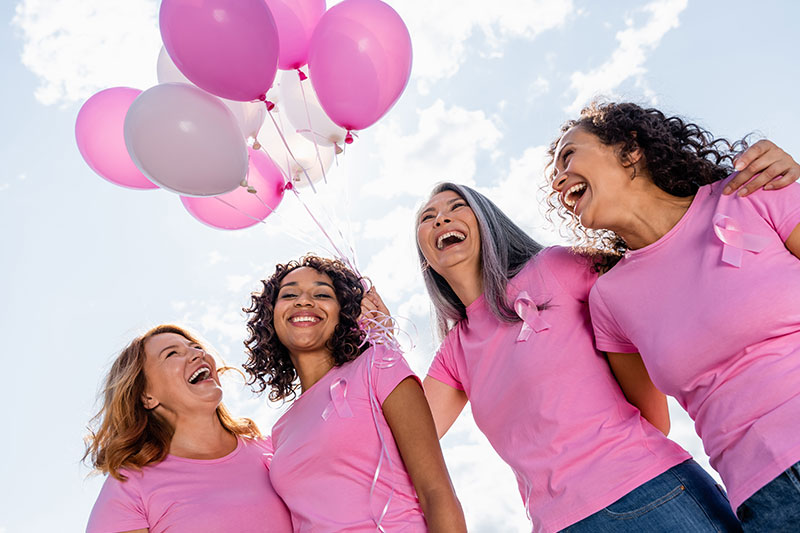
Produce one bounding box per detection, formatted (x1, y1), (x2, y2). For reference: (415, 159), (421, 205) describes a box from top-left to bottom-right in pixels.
(141, 391), (159, 410)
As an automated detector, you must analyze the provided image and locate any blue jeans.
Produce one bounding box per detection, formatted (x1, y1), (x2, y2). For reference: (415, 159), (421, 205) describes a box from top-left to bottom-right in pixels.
(561, 460), (741, 532)
(736, 460), (800, 532)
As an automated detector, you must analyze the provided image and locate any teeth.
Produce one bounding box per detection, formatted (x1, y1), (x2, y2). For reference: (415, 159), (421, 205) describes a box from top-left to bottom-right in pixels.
(189, 367), (210, 384)
(290, 315), (319, 323)
(563, 183), (587, 208)
(436, 231), (466, 250)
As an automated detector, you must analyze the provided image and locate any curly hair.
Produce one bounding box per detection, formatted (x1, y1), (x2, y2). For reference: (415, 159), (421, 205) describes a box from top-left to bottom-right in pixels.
(83, 324), (261, 481)
(544, 101), (749, 270)
(244, 255), (368, 402)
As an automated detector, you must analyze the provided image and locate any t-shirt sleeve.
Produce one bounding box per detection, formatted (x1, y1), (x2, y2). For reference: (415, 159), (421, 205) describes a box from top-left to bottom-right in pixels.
(536, 246), (599, 302)
(746, 180), (800, 241)
(251, 436), (274, 468)
(588, 283), (639, 354)
(86, 473), (148, 533)
(426, 335), (464, 391)
(369, 346), (422, 405)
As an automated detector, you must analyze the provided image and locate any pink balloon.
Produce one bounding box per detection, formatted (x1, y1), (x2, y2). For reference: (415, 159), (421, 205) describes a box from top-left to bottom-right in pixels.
(124, 83), (248, 197)
(181, 148), (286, 230)
(160, 0), (279, 101)
(308, 0), (412, 131)
(75, 88), (158, 190)
(265, 0), (326, 70)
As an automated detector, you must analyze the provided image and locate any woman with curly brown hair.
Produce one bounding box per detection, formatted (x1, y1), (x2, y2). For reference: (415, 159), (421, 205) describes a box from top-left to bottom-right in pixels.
(244, 255), (465, 533)
(84, 324), (292, 533)
(549, 101), (800, 531)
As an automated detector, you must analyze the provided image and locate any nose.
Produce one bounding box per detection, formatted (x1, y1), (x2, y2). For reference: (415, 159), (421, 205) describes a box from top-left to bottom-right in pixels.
(434, 213), (451, 227)
(552, 170), (568, 192)
(189, 346), (206, 361)
(293, 293), (313, 307)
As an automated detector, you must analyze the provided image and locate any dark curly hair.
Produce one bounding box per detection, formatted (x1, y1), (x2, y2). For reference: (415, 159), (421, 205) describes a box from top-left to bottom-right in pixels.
(544, 101), (749, 271)
(243, 255), (368, 401)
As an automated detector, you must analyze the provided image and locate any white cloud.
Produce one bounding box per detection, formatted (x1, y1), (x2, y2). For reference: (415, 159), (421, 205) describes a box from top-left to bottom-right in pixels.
(0, 184), (9, 192)
(12, 0), (161, 105)
(366, 100), (502, 198)
(395, 0), (573, 91)
(565, 0), (688, 113)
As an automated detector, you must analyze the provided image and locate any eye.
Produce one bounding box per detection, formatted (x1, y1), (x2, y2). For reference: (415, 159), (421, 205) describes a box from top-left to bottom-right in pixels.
(451, 202), (466, 210)
(419, 213), (433, 223)
(315, 292), (334, 299)
(279, 291), (297, 299)
(561, 148), (573, 164)
(166, 350), (177, 358)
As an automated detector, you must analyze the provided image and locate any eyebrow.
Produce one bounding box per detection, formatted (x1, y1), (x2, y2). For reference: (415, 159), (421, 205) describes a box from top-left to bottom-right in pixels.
(278, 281), (335, 290)
(419, 197), (464, 217)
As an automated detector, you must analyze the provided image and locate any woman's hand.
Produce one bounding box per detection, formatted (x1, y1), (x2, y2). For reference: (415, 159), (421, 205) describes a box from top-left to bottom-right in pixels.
(725, 140), (800, 196)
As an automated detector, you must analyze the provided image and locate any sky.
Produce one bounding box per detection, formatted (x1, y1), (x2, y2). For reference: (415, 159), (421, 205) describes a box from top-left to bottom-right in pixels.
(2, 0), (800, 531)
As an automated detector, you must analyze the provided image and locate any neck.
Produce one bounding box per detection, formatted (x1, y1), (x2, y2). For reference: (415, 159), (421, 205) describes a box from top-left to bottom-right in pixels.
(291, 350), (335, 393)
(441, 263), (484, 309)
(167, 410), (237, 460)
(608, 185), (694, 250)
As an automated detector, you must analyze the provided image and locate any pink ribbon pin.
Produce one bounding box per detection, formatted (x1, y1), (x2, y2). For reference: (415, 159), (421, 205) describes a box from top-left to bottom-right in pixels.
(321, 378), (354, 420)
(712, 214), (770, 268)
(514, 291), (550, 342)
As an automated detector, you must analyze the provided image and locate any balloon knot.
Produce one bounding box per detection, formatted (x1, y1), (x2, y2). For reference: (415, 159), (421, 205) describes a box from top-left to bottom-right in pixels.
(345, 132), (354, 145)
(257, 94), (267, 102)
(284, 181), (294, 191)
(265, 100), (275, 111)
(334, 143), (344, 155)
(297, 69), (308, 81)
(252, 140), (261, 150)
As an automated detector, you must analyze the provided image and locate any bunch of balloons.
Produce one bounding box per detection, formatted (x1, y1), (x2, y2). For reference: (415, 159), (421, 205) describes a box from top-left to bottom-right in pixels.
(75, 0), (412, 230)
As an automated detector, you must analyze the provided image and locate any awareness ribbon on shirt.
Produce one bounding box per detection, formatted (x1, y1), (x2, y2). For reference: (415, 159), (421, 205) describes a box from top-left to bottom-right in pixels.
(514, 291), (550, 342)
(320, 378), (353, 420)
(712, 214), (770, 268)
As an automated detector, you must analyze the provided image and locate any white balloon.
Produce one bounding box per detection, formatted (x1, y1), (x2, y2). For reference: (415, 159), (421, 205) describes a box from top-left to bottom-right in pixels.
(278, 67), (346, 147)
(124, 83), (248, 197)
(258, 108), (335, 188)
(156, 47), (268, 142)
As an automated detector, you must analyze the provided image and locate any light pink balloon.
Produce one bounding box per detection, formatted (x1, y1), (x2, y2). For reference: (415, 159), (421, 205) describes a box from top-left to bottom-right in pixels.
(264, 0), (326, 70)
(160, 0), (279, 101)
(124, 83), (248, 197)
(308, 0), (412, 131)
(75, 87), (158, 190)
(181, 148), (285, 230)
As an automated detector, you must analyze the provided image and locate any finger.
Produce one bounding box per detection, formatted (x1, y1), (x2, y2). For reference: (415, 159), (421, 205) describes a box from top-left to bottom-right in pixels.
(733, 140), (772, 172)
(728, 151), (784, 196)
(737, 164), (785, 196)
(764, 168), (800, 191)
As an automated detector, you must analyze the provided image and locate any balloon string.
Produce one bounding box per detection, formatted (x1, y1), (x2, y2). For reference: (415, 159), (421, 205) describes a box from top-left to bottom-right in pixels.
(288, 186), (358, 268)
(263, 106), (318, 193)
(296, 69), (329, 185)
(366, 346), (396, 531)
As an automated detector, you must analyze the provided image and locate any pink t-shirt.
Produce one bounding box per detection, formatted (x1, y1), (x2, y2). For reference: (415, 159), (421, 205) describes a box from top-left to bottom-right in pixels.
(269, 344), (426, 532)
(427, 246), (690, 533)
(589, 176), (800, 511)
(86, 436), (292, 533)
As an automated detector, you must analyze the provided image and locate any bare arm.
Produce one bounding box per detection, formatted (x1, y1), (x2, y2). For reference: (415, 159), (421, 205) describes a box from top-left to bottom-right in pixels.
(725, 140), (800, 196)
(383, 377), (467, 533)
(422, 376), (468, 439)
(786, 223), (800, 259)
(607, 352), (670, 435)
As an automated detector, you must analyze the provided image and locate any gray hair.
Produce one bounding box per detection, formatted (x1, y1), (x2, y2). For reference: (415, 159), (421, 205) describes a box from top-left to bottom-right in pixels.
(416, 182), (545, 339)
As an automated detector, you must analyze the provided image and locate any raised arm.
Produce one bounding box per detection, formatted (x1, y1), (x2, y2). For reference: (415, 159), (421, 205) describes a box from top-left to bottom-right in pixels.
(607, 352), (670, 435)
(383, 378), (467, 533)
(725, 140), (800, 196)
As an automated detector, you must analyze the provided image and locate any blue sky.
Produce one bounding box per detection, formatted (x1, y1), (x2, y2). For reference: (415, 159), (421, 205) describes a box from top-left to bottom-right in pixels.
(2, 0), (799, 531)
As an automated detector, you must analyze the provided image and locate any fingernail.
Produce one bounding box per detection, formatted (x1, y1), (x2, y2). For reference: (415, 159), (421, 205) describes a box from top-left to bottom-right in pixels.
(734, 161), (745, 171)
(764, 184), (773, 190)
(723, 186), (732, 195)
(738, 187), (748, 197)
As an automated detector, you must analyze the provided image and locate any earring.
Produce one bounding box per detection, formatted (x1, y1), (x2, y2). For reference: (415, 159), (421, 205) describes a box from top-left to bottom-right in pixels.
(420, 260), (429, 272)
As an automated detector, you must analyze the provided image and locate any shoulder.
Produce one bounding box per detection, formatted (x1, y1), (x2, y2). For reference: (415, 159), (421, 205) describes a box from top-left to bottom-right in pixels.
(531, 245), (598, 300)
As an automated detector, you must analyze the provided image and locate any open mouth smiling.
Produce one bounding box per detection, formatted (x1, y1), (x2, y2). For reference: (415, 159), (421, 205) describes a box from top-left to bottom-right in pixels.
(289, 313), (321, 325)
(562, 182), (587, 210)
(188, 366), (211, 384)
(436, 231), (466, 250)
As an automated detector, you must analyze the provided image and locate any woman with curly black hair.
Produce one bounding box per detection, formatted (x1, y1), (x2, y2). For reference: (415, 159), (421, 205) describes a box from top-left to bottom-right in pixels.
(244, 255), (465, 533)
(550, 101), (800, 531)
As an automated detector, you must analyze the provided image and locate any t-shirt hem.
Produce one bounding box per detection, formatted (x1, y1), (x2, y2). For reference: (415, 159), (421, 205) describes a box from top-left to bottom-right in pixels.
(425, 370), (464, 391)
(594, 339), (638, 354)
(728, 444), (800, 511)
(533, 452), (690, 533)
(87, 519), (149, 533)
